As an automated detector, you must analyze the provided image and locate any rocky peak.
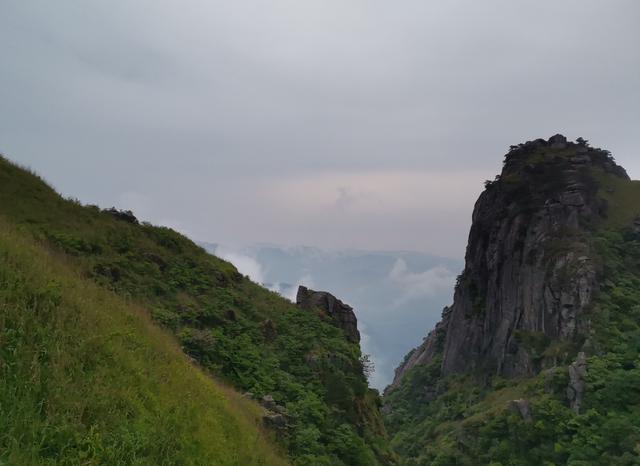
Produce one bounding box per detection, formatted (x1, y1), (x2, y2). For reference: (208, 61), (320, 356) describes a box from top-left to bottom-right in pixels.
(389, 135), (629, 390)
(296, 286), (361, 343)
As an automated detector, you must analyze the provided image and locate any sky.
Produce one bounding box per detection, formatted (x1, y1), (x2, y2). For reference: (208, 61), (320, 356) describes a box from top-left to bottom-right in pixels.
(208, 243), (462, 388)
(1, 1), (639, 257)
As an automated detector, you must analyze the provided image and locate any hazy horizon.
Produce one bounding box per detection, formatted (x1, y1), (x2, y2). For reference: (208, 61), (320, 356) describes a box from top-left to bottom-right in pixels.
(2, 1), (639, 258)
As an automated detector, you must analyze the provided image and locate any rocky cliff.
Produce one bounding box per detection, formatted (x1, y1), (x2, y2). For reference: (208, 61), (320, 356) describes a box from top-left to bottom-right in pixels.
(296, 285), (361, 343)
(390, 135), (629, 389)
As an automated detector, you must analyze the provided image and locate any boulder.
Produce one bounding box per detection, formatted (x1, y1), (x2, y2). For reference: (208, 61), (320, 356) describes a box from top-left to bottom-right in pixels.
(261, 395), (276, 410)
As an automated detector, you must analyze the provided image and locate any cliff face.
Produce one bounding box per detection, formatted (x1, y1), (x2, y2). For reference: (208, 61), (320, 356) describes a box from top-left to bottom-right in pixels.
(390, 135), (629, 388)
(296, 285), (361, 343)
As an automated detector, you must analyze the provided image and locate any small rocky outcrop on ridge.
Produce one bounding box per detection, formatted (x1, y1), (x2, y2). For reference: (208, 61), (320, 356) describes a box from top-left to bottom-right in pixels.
(103, 207), (139, 224)
(296, 286), (361, 343)
(390, 135), (629, 388)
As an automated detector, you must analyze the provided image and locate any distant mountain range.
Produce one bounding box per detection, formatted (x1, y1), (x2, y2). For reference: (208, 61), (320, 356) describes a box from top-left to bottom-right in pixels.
(200, 242), (463, 389)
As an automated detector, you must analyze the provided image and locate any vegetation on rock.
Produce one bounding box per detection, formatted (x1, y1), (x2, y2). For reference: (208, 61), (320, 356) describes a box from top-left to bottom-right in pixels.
(384, 137), (640, 465)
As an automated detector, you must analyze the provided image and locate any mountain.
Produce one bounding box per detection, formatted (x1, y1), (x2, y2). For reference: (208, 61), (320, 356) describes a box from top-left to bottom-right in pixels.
(383, 135), (640, 465)
(0, 157), (394, 465)
(202, 243), (462, 389)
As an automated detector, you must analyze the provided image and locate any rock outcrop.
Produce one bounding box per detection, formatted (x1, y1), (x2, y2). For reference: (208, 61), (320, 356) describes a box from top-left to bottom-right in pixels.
(388, 307), (451, 391)
(509, 399), (533, 423)
(567, 352), (587, 413)
(104, 207), (139, 224)
(390, 135), (628, 389)
(296, 286), (361, 343)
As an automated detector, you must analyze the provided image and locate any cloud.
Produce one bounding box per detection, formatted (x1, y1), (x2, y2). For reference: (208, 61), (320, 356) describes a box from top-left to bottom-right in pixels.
(212, 245), (316, 303)
(214, 246), (266, 284)
(334, 187), (357, 211)
(253, 169), (490, 255)
(358, 324), (384, 388)
(1, 1), (638, 257)
(283, 274), (315, 302)
(388, 258), (457, 305)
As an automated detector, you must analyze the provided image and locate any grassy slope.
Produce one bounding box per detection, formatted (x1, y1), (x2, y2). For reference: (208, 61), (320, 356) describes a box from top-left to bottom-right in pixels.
(0, 221), (289, 465)
(384, 150), (640, 465)
(0, 157), (392, 465)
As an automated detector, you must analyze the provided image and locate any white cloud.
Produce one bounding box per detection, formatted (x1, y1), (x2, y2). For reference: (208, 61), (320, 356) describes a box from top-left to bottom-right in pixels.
(263, 170), (488, 215)
(212, 246), (316, 303)
(388, 258), (456, 305)
(359, 323), (388, 391)
(214, 246), (265, 284)
(4, 1), (638, 257)
(282, 274), (315, 302)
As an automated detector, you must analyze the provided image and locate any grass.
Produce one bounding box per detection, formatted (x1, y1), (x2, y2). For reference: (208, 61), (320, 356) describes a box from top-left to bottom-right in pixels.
(0, 155), (392, 465)
(594, 169), (640, 229)
(0, 220), (290, 466)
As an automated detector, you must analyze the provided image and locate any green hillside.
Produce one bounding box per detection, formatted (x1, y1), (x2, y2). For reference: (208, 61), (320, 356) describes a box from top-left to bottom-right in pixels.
(0, 157), (393, 465)
(0, 221), (289, 465)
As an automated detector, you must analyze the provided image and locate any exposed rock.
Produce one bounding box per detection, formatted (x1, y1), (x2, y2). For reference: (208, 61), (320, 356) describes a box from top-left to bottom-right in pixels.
(273, 405), (288, 415)
(389, 135), (628, 389)
(387, 307), (451, 391)
(104, 207), (138, 224)
(296, 286), (361, 343)
(261, 395), (289, 430)
(440, 136), (626, 378)
(508, 399), (533, 423)
(567, 352), (587, 413)
(549, 133), (568, 150)
(261, 394), (276, 410)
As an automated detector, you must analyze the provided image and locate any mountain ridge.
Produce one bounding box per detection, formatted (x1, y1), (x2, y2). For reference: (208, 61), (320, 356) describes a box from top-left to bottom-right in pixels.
(384, 135), (640, 465)
(0, 155), (395, 465)
(390, 134), (629, 387)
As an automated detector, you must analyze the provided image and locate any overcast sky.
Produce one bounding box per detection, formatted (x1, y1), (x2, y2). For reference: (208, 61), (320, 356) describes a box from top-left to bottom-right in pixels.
(1, 1), (639, 258)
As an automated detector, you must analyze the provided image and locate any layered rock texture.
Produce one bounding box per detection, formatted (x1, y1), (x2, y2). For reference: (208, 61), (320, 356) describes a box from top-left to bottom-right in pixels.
(296, 285), (361, 343)
(390, 135), (629, 388)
